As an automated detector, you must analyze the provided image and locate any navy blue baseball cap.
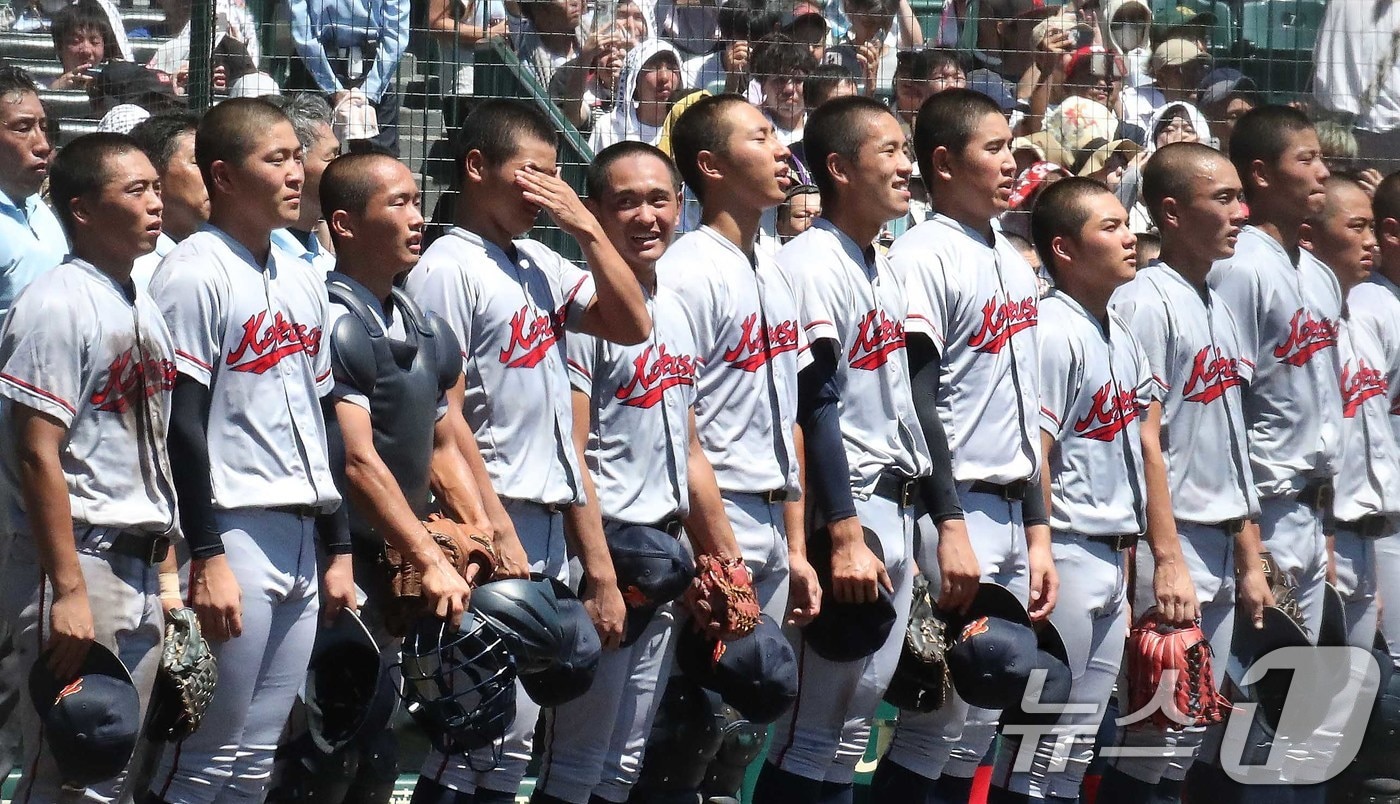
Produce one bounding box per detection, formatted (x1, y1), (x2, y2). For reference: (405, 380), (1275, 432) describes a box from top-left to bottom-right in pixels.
(606, 524), (695, 647)
(943, 583), (1040, 709)
(1002, 620), (1074, 726)
(29, 642), (141, 787)
(676, 614), (798, 724)
(802, 524), (898, 662)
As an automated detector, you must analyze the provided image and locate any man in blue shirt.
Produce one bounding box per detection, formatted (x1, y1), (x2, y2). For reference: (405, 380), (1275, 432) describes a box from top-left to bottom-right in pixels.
(287, 0), (407, 155)
(0, 66), (67, 320)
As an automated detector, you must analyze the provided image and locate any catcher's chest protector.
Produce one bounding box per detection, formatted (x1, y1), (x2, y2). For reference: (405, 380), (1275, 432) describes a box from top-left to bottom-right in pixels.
(328, 274), (461, 534)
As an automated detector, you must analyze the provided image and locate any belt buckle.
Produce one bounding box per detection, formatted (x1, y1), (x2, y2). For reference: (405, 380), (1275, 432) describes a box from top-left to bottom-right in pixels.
(900, 480), (915, 508)
(765, 489), (787, 504)
(146, 535), (171, 565)
(1111, 533), (1135, 551)
(1002, 481), (1024, 502)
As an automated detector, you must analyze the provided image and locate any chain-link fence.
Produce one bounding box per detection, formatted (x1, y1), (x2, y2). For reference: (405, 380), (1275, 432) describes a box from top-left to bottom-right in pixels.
(2, 0), (1395, 247)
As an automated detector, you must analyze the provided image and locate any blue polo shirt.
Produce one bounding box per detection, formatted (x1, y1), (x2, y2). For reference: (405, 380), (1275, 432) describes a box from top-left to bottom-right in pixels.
(0, 186), (67, 320)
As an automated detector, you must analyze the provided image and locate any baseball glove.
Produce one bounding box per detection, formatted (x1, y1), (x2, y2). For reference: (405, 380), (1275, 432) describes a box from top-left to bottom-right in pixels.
(1125, 609), (1230, 731)
(884, 575), (951, 712)
(1255, 550), (1303, 627)
(381, 514), (497, 636)
(146, 607), (218, 741)
(684, 555), (760, 645)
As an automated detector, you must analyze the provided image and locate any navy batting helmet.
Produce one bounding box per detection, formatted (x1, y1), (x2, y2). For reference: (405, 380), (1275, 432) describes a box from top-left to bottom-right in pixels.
(305, 609), (398, 754)
(397, 614), (518, 753)
(521, 579), (603, 707)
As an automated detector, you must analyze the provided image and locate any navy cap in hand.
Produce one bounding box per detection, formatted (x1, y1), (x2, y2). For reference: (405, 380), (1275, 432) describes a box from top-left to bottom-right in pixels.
(676, 614), (798, 724)
(28, 642), (141, 787)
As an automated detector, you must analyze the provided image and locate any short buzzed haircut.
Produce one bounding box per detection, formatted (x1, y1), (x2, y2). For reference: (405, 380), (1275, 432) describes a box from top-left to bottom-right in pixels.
(454, 98), (558, 186)
(1142, 141), (1228, 228)
(804, 63), (857, 109)
(1228, 105), (1315, 193)
(0, 63), (39, 99)
(1030, 176), (1113, 278)
(129, 110), (200, 173)
(671, 93), (754, 203)
(265, 93), (334, 152)
(586, 141), (681, 200)
(49, 132), (142, 234)
(195, 97), (294, 189)
(913, 88), (1003, 187)
(804, 95), (893, 200)
(320, 152), (405, 223)
(1372, 170), (1400, 229)
(1307, 173), (1369, 227)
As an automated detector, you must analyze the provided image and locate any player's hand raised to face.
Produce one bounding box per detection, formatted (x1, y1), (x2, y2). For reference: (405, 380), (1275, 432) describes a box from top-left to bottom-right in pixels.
(515, 165), (599, 239)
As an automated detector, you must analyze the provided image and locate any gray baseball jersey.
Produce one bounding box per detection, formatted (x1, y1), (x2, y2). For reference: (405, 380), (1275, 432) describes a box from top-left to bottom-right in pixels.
(0, 258), (177, 531)
(565, 288), (697, 524)
(1037, 291), (1152, 535)
(658, 226), (802, 497)
(1351, 274), (1400, 445)
(1109, 263), (1260, 523)
(777, 218), (932, 490)
(1207, 226), (1344, 497)
(150, 226), (340, 511)
(405, 227), (599, 507)
(889, 213), (1042, 485)
(1333, 312), (1400, 521)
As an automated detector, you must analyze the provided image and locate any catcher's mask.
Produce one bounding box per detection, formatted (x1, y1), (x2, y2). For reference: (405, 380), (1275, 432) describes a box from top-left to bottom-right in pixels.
(305, 609), (397, 754)
(469, 578), (565, 674)
(29, 642), (140, 787)
(397, 613), (518, 754)
(521, 578), (603, 707)
(802, 524), (898, 662)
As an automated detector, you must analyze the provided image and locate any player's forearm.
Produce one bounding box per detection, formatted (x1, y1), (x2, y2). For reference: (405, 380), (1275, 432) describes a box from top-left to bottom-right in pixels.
(798, 349), (858, 525)
(344, 447), (443, 569)
(430, 418), (492, 535)
(784, 425), (809, 561)
(577, 228), (652, 344)
(16, 414), (83, 595)
(169, 377), (222, 559)
(1140, 439), (1183, 560)
(683, 440), (743, 562)
(562, 486), (616, 585)
(1232, 519), (1266, 570)
(908, 335), (964, 522)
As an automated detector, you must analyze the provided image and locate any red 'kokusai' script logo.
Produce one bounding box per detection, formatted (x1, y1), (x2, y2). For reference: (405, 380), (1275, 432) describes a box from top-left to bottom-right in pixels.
(1273, 309), (1338, 367)
(960, 617), (990, 641)
(968, 296), (1038, 353)
(499, 306), (563, 368)
(226, 311), (323, 374)
(1341, 359), (1389, 418)
(849, 310), (906, 370)
(54, 678), (83, 704)
(615, 343), (699, 408)
(91, 350), (177, 413)
(1183, 346), (1244, 404)
(721, 313), (799, 371)
(1073, 381), (1140, 442)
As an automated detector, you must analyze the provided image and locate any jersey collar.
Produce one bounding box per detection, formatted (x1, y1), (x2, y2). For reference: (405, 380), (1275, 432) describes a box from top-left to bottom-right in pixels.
(929, 212), (998, 250)
(811, 218), (880, 276)
(67, 255), (139, 305)
(202, 223), (279, 274)
(1370, 272), (1400, 300)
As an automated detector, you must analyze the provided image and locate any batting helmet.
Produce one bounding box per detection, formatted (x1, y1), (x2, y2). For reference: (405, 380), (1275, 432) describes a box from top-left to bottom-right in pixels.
(469, 577), (564, 674)
(676, 613), (799, 724)
(397, 613), (518, 754)
(305, 609), (397, 754)
(521, 579), (602, 707)
(802, 524), (898, 662)
(29, 642), (141, 787)
(606, 523), (694, 647)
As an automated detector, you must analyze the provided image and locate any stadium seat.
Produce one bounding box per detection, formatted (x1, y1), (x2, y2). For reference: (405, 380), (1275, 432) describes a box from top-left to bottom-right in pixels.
(1237, 0), (1326, 98)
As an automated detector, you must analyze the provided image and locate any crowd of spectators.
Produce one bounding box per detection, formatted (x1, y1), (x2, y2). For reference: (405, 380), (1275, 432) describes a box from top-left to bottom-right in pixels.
(2, 0), (1399, 238)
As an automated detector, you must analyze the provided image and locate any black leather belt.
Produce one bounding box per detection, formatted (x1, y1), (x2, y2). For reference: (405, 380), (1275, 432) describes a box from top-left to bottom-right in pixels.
(1209, 518), (1246, 535)
(1336, 515), (1390, 539)
(872, 474), (918, 508)
(108, 531), (172, 565)
(1086, 533), (1137, 551)
(656, 516), (684, 539)
(967, 479), (1030, 501)
(268, 504), (320, 518)
(761, 489), (791, 503)
(1297, 480), (1335, 513)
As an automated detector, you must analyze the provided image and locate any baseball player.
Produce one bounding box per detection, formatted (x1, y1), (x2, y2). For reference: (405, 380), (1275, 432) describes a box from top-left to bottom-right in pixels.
(1352, 172), (1400, 664)
(752, 96), (937, 803)
(271, 152), (512, 804)
(1206, 105), (1341, 646)
(404, 98), (652, 804)
(128, 112), (209, 291)
(1301, 174), (1398, 649)
(874, 88), (1058, 804)
(660, 93), (817, 630)
(1099, 142), (1273, 803)
(991, 177), (1170, 803)
(0, 132), (180, 804)
(144, 98), (352, 804)
(533, 141), (748, 804)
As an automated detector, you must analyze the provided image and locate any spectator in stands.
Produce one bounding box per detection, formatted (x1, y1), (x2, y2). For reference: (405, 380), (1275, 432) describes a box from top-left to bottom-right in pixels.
(128, 111), (208, 289)
(824, 0), (922, 96)
(776, 182), (819, 243)
(803, 63), (859, 111)
(47, 0), (118, 91)
(754, 36), (815, 145)
(287, 0), (407, 155)
(651, 0), (722, 65)
(1095, 0), (1152, 88)
(590, 40), (682, 152)
(266, 93), (339, 272)
(1197, 68), (1257, 156)
(1120, 37), (1211, 134)
(516, 0), (631, 131)
(0, 66), (66, 319)
(964, 0), (1054, 105)
(145, 0), (261, 83)
(425, 0), (508, 105)
(782, 1), (827, 62)
(892, 48), (965, 128)
(1055, 46), (1146, 145)
(1314, 0), (1400, 166)
(33, 0), (133, 61)
(1146, 101), (1209, 151)
(688, 0), (777, 95)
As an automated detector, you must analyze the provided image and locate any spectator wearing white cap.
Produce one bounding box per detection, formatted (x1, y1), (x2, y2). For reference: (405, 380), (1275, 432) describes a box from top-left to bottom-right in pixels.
(1119, 36), (1211, 135)
(95, 103), (152, 134)
(589, 40), (683, 152)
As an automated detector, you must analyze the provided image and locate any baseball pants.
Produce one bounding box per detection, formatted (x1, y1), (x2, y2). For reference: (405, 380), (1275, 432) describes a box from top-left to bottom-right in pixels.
(535, 601), (678, 803)
(152, 509), (320, 804)
(1, 527), (165, 804)
(1332, 525), (1379, 650)
(420, 498), (567, 798)
(1109, 521), (1237, 783)
(766, 491), (916, 785)
(1257, 495), (1329, 643)
(882, 486), (1031, 781)
(719, 492), (792, 624)
(1373, 525), (1400, 662)
(993, 535), (1128, 799)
